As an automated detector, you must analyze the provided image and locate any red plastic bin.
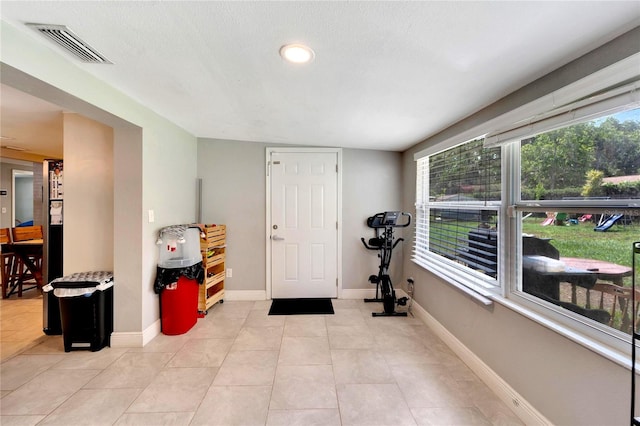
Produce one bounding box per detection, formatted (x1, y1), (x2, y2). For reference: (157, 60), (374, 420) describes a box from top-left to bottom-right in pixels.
(160, 275), (199, 335)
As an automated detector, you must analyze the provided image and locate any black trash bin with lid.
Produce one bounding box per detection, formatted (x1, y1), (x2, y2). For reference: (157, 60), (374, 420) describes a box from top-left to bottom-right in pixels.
(42, 286), (62, 335)
(44, 271), (114, 352)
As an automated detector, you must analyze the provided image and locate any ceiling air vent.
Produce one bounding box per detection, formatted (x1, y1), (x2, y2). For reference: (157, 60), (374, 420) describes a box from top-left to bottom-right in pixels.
(26, 23), (112, 64)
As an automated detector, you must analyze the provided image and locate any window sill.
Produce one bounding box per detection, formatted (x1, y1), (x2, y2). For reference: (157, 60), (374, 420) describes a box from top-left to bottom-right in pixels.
(412, 258), (494, 306)
(491, 292), (633, 371)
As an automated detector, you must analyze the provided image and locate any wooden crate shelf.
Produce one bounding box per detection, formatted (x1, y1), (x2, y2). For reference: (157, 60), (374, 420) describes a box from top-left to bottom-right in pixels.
(206, 271), (225, 287)
(205, 253), (225, 266)
(199, 224), (226, 313)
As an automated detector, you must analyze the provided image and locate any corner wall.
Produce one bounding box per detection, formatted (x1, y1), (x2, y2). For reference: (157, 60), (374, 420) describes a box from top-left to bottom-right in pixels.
(63, 113), (114, 274)
(197, 139), (403, 296)
(342, 149), (404, 290)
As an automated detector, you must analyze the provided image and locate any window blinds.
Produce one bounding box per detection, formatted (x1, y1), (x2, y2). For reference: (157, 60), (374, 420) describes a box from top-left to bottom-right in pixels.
(413, 139), (501, 281)
(484, 80), (640, 148)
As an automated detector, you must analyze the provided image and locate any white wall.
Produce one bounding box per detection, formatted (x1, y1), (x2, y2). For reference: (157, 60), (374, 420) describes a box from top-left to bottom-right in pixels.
(197, 139), (266, 292)
(341, 149), (405, 290)
(140, 124), (199, 329)
(63, 113), (114, 273)
(197, 139), (403, 296)
(400, 27), (640, 425)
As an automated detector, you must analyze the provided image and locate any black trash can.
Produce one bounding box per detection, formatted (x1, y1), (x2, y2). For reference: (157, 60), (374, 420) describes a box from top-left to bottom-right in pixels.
(43, 286), (62, 335)
(45, 271), (114, 352)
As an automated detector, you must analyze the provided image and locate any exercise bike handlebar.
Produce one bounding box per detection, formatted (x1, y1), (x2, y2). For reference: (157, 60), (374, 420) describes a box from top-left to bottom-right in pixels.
(396, 212), (412, 228)
(392, 238), (404, 249)
(360, 237), (378, 250)
(366, 211), (412, 229)
(361, 236), (405, 251)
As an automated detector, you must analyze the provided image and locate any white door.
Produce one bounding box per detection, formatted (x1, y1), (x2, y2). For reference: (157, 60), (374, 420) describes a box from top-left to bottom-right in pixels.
(270, 151), (338, 299)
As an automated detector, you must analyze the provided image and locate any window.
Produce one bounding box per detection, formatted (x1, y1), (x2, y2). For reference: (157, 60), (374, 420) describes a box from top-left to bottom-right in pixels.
(414, 138), (502, 296)
(516, 107), (640, 335)
(414, 85), (640, 343)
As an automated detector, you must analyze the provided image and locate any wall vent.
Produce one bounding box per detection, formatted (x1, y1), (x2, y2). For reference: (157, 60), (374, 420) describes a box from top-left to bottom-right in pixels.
(26, 23), (112, 64)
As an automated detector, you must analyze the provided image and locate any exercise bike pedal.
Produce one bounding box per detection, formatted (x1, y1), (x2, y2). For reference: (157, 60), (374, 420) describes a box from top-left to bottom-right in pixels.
(368, 275), (379, 284)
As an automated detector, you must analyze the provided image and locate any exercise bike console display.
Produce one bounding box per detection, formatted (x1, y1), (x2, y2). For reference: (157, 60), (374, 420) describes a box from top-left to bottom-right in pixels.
(382, 211), (398, 226)
(366, 211), (411, 228)
(361, 211), (412, 317)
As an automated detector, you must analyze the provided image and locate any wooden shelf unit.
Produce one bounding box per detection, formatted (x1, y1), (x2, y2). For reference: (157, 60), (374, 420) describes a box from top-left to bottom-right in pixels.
(199, 224), (226, 313)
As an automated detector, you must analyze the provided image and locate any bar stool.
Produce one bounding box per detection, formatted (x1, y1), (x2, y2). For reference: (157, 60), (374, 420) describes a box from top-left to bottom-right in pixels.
(10, 225), (43, 296)
(0, 228), (17, 298)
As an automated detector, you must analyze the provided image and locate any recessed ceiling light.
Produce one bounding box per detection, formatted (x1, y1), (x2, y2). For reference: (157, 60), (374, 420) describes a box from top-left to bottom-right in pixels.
(279, 44), (315, 64)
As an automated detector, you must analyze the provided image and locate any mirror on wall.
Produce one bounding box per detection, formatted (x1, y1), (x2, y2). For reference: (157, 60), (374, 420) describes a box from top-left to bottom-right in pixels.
(12, 169), (34, 226)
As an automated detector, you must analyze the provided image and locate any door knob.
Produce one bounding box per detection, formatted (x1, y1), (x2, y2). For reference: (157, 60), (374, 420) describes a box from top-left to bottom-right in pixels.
(272, 235), (285, 241)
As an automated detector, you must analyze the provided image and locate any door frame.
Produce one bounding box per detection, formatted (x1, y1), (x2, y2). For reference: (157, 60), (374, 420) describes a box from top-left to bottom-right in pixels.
(265, 147), (342, 300)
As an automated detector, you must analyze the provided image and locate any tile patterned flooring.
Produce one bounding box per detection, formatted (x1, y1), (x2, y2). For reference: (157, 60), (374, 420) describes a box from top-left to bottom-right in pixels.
(0, 290), (46, 361)
(1, 298), (524, 425)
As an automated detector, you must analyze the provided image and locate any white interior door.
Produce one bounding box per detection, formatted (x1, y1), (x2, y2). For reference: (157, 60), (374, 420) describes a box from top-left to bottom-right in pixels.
(270, 151), (338, 299)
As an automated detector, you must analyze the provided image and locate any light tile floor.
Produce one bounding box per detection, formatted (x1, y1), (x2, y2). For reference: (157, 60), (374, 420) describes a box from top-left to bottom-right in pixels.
(0, 289), (46, 361)
(1, 299), (524, 425)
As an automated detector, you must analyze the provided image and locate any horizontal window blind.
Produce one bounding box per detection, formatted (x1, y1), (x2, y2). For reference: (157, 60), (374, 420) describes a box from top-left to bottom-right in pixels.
(484, 80), (640, 148)
(414, 138), (502, 284)
(414, 157), (429, 266)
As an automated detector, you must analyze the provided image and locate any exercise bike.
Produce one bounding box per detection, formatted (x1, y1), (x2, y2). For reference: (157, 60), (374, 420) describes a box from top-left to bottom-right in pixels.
(361, 211), (411, 317)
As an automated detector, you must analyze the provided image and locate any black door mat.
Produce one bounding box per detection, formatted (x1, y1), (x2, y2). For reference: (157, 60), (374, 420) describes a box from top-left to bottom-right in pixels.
(268, 298), (334, 315)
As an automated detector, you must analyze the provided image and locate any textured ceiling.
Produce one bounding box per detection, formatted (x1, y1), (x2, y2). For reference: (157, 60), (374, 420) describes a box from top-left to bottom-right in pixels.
(1, 1), (639, 153)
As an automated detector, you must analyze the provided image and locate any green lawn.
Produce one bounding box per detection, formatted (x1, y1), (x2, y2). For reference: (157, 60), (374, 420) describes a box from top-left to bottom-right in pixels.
(522, 217), (638, 268)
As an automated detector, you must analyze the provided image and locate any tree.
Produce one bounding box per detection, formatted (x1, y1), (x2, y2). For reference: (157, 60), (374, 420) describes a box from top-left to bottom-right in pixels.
(593, 117), (640, 176)
(430, 138), (500, 200)
(581, 169), (604, 197)
(521, 123), (595, 192)
(521, 113), (640, 199)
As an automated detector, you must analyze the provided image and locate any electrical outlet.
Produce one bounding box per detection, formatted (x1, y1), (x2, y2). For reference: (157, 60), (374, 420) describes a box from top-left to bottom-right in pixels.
(148, 209), (155, 223)
(1, 207), (6, 214)
(226, 268), (232, 278)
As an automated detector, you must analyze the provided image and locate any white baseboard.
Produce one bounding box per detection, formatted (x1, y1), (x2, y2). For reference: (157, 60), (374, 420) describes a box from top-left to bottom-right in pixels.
(224, 290), (267, 301)
(143, 319), (161, 345)
(110, 292), (267, 348)
(340, 288), (376, 300)
(110, 319), (160, 348)
(410, 300), (551, 425)
(109, 332), (141, 348)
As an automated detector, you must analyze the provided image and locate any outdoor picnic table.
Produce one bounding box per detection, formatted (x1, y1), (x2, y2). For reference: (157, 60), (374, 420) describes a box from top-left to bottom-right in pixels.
(560, 257), (632, 287)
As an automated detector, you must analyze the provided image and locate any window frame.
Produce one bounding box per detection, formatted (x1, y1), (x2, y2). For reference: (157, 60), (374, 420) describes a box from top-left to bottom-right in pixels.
(413, 82), (640, 361)
(413, 140), (504, 305)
